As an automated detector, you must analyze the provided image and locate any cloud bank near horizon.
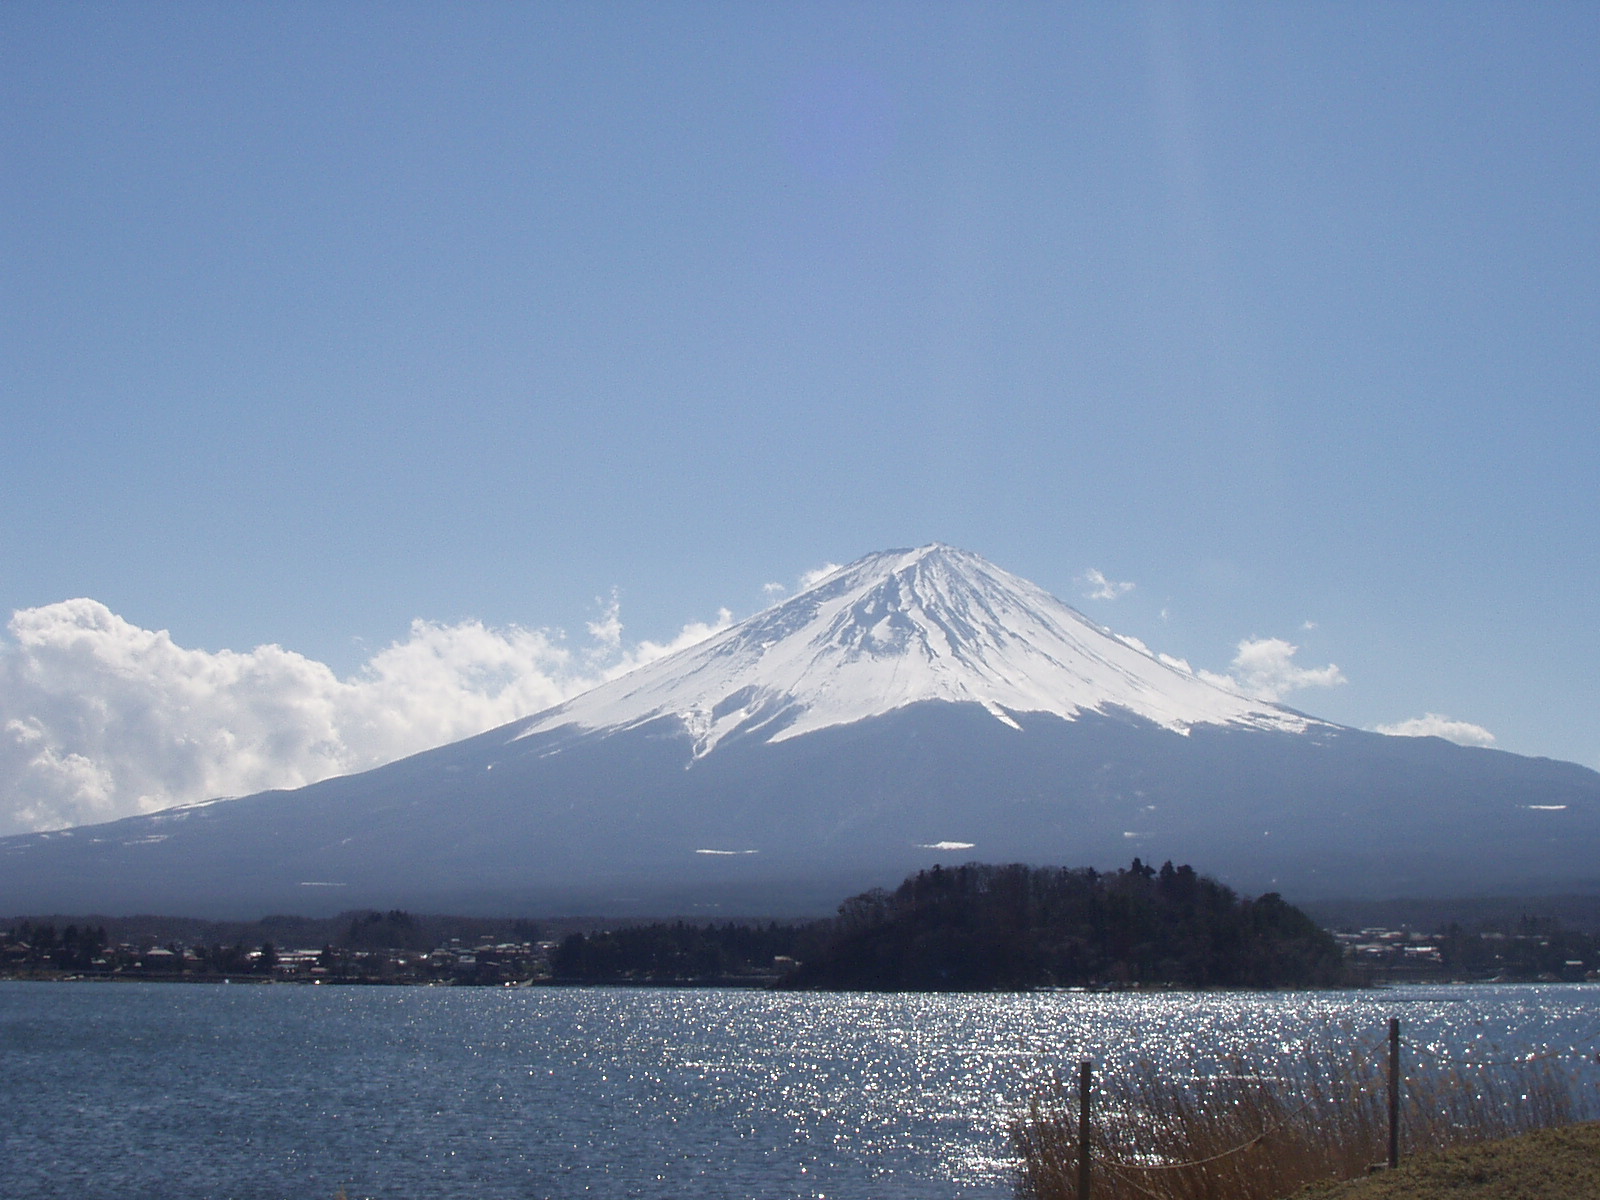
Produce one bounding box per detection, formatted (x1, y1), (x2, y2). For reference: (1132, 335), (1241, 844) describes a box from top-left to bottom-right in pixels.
(0, 598), (730, 836)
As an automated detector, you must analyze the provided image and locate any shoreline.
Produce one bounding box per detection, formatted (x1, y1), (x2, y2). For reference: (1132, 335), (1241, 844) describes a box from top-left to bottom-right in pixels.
(5, 970), (1596, 992)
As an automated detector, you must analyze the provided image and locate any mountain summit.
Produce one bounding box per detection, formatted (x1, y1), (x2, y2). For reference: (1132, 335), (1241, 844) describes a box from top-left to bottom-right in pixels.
(1, 545), (1596, 917)
(520, 544), (1311, 759)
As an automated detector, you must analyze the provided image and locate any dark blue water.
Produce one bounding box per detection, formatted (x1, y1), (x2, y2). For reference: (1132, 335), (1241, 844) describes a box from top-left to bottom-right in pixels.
(1, 982), (1596, 1200)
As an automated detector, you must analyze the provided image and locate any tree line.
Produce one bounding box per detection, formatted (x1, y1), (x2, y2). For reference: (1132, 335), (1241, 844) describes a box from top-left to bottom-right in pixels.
(1433, 916), (1598, 981)
(551, 860), (1353, 990)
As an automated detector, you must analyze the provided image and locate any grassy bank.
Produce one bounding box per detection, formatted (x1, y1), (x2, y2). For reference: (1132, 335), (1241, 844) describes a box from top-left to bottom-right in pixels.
(1013, 1028), (1592, 1200)
(1290, 1122), (1600, 1199)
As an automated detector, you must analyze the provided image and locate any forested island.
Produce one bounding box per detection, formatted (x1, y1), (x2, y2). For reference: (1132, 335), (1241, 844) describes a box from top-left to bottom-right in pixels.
(552, 860), (1352, 989)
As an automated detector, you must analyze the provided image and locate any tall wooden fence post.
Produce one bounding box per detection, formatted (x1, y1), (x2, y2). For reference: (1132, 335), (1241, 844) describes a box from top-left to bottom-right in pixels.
(1387, 1017), (1401, 1170)
(1078, 1059), (1093, 1200)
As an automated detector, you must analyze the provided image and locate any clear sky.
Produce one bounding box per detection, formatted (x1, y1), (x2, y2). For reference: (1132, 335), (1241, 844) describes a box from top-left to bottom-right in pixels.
(3, 3), (1597, 834)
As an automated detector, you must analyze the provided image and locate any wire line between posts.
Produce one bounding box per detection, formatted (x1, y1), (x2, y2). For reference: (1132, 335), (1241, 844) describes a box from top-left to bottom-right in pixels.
(1107, 1084), (1326, 1174)
(1103, 1067), (1359, 1180)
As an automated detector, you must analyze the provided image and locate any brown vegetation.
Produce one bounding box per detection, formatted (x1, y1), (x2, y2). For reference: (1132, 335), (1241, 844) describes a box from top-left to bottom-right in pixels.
(1014, 1030), (1588, 1200)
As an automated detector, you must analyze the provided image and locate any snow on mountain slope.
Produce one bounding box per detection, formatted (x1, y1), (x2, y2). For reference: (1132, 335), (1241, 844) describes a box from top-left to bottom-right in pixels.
(5, 543), (1597, 918)
(513, 544), (1320, 757)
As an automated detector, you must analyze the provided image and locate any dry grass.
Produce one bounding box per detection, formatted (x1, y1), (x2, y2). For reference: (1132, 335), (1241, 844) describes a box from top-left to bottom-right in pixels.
(1289, 1122), (1600, 1200)
(1013, 1033), (1588, 1200)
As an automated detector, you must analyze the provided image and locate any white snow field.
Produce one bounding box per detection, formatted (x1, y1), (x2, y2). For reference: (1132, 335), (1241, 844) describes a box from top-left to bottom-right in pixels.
(514, 543), (1319, 757)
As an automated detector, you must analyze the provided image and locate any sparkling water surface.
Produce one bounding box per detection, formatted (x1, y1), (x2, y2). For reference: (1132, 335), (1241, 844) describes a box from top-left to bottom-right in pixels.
(1, 982), (1596, 1200)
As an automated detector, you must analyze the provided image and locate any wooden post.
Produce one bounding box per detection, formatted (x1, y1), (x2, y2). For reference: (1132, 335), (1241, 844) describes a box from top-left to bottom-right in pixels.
(1078, 1059), (1092, 1200)
(1387, 1017), (1401, 1170)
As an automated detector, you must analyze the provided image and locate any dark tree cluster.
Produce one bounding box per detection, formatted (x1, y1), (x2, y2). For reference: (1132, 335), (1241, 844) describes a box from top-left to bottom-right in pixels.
(550, 920), (804, 983)
(191, 940), (278, 975)
(1435, 916), (1598, 981)
(329, 909), (543, 954)
(780, 860), (1350, 991)
(2, 922), (109, 971)
(341, 909), (434, 951)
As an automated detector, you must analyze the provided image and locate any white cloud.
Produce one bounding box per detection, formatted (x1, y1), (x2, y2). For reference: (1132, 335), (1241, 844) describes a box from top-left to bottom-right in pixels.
(598, 608), (733, 681)
(1198, 636), (1347, 703)
(1375, 713), (1496, 747)
(762, 581), (787, 600)
(585, 590), (624, 654)
(0, 596), (729, 836)
(1081, 568), (1135, 601)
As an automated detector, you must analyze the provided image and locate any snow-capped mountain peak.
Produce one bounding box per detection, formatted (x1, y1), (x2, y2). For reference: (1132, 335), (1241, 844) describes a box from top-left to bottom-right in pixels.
(4, 542), (1593, 918)
(513, 543), (1315, 756)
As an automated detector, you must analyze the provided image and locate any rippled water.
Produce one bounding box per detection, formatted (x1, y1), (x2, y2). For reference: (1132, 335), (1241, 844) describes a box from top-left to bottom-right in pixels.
(1, 982), (1596, 1200)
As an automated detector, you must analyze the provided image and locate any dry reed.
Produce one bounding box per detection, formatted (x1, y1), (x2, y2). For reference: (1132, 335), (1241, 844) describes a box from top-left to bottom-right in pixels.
(1013, 1030), (1589, 1200)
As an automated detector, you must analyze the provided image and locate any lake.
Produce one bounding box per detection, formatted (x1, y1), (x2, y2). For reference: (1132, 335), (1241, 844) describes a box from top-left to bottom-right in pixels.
(1, 982), (1597, 1200)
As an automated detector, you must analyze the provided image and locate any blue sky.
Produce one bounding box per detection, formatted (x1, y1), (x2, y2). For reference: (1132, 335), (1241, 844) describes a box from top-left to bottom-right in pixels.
(3, 3), (1597, 833)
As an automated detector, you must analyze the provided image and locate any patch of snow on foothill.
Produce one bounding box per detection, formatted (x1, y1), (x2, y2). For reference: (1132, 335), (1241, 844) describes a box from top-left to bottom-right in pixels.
(511, 544), (1319, 757)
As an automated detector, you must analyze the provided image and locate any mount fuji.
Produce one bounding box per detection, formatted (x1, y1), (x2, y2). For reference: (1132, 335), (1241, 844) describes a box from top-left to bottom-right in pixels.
(3, 544), (1597, 917)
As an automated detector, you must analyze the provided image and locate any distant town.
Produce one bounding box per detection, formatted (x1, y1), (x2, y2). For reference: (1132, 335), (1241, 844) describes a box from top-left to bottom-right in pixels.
(5, 904), (1598, 987)
(0, 908), (545, 984)
(1, 929), (561, 985)
(1332, 920), (1600, 984)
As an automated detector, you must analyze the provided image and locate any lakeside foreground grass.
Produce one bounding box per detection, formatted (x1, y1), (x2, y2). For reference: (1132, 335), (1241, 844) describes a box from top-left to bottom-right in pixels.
(1289, 1122), (1600, 1200)
(1013, 1030), (1593, 1200)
